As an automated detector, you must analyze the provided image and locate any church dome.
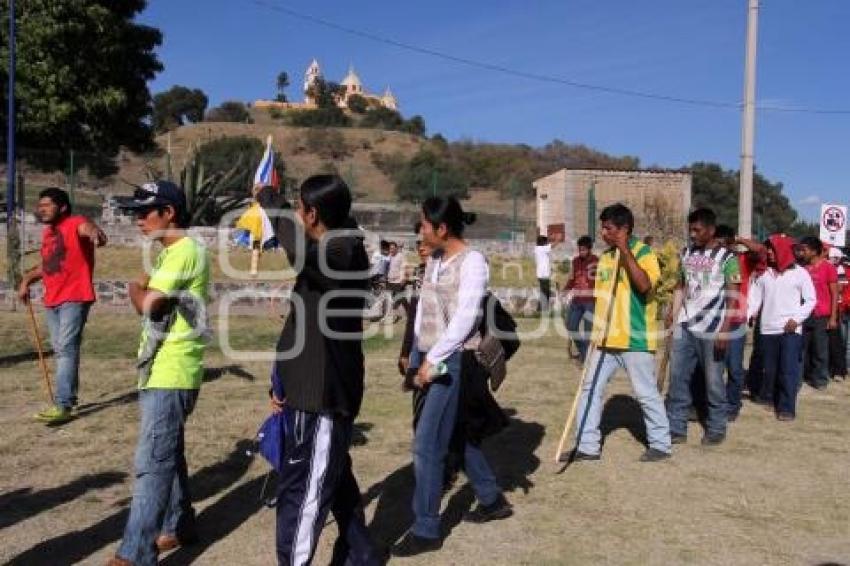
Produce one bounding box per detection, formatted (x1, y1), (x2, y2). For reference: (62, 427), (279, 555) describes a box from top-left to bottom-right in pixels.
(341, 65), (362, 88)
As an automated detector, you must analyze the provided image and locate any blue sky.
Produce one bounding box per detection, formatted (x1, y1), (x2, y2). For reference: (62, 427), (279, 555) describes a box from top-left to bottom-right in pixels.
(140, 0), (850, 221)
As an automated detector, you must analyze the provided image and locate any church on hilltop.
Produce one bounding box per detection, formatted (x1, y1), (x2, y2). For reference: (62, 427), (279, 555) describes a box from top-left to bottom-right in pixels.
(254, 58), (398, 112)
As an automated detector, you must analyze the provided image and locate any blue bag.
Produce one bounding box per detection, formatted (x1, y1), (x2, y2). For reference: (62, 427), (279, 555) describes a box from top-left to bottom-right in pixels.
(256, 365), (289, 471)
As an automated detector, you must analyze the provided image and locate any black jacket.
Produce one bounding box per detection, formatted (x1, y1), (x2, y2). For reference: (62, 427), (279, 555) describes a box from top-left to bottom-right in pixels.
(274, 211), (369, 418)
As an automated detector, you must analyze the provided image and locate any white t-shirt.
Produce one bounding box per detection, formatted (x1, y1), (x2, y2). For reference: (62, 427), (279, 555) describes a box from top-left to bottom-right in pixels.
(747, 266), (817, 335)
(534, 244), (552, 279)
(387, 253), (405, 284)
(370, 252), (390, 277)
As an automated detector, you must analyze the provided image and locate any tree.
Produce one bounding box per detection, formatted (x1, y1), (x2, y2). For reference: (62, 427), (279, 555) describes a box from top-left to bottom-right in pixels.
(275, 71), (289, 103)
(195, 135), (287, 197)
(0, 0), (163, 176)
(347, 94), (368, 114)
(307, 78), (345, 109)
(361, 107), (404, 130)
(401, 115), (427, 137)
(690, 162), (799, 236)
(152, 86), (208, 133)
(396, 149), (469, 202)
(206, 101), (252, 123)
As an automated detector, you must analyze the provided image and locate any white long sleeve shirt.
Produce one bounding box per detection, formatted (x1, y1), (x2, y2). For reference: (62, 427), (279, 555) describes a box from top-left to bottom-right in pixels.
(414, 250), (489, 365)
(747, 266), (816, 335)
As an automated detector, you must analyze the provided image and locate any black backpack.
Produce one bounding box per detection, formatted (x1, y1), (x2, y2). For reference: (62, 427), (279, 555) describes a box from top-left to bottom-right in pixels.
(481, 292), (521, 360)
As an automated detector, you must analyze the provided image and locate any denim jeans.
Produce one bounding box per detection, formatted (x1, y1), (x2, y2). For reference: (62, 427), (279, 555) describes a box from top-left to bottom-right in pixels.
(746, 322), (764, 398)
(44, 301), (91, 409)
(725, 323), (747, 417)
(803, 316), (830, 387)
(574, 349), (671, 455)
(843, 316), (850, 372)
(117, 388), (199, 566)
(566, 301), (594, 362)
(760, 333), (803, 416)
(411, 350), (501, 539)
(666, 324), (728, 438)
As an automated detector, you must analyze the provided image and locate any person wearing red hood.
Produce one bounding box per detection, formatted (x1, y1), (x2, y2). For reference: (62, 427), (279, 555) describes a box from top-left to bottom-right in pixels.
(746, 235), (817, 420)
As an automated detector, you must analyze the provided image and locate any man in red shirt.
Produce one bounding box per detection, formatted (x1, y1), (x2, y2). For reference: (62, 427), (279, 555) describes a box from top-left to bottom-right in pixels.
(564, 235), (598, 362)
(798, 236), (839, 390)
(18, 188), (107, 424)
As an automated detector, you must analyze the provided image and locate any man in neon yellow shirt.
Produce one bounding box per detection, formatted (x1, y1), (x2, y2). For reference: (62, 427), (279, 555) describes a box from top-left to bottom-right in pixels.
(109, 181), (210, 566)
(572, 203), (671, 462)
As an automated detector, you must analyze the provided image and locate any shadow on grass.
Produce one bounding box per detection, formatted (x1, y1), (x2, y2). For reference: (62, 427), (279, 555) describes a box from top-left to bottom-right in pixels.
(7, 440), (257, 565)
(75, 391), (138, 419)
(203, 364), (256, 383)
(0, 471), (127, 531)
(600, 394), (647, 447)
(0, 349), (53, 367)
(364, 411), (544, 548)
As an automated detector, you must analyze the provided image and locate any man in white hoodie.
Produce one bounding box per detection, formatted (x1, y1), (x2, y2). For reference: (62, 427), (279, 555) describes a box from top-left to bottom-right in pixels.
(747, 234), (816, 421)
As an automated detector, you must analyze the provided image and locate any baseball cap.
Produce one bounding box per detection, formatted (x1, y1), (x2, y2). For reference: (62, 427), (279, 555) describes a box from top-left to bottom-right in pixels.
(828, 246), (844, 260)
(115, 181), (187, 213)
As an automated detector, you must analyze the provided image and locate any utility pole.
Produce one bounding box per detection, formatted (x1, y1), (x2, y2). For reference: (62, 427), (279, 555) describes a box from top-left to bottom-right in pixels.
(511, 177), (519, 242)
(6, 0), (16, 228)
(738, 0), (759, 238)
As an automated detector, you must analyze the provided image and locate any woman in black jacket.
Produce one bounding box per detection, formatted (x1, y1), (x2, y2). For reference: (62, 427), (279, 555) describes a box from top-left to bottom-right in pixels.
(269, 175), (380, 566)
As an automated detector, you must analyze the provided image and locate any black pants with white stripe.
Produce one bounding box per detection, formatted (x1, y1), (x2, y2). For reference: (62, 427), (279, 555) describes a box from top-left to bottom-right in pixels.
(276, 410), (380, 566)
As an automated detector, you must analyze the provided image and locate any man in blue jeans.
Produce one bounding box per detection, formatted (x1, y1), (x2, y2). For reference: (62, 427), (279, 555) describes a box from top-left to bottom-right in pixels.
(564, 235), (598, 363)
(109, 182), (210, 566)
(571, 204), (671, 463)
(666, 208), (740, 446)
(19, 188), (107, 425)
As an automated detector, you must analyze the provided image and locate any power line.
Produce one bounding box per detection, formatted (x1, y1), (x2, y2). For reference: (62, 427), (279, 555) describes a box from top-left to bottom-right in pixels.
(249, 0), (850, 116)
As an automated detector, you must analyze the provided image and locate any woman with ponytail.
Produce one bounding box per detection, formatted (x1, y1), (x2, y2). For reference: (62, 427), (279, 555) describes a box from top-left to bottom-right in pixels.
(392, 197), (512, 557)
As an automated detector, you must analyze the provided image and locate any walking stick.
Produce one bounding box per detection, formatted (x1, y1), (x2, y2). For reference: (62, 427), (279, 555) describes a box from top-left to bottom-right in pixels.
(656, 332), (673, 393)
(25, 300), (54, 404)
(555, 249), (621, 463)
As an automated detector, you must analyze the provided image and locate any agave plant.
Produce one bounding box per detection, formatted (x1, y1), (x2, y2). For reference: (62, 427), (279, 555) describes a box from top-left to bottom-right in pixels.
(177, 145), (251, 227)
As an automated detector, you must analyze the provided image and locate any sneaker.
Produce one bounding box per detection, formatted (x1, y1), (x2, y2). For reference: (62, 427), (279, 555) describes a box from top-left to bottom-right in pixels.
(570, 450), (601, 462)
(701, 434), (725, 446)
(776, 412), (795, 422)
(671, 434), (687, 445)
(464, 494), (513, 523)
(639, 448), (671, 462)
(35, 405), (73, 425)
(391, 533), (442, 557)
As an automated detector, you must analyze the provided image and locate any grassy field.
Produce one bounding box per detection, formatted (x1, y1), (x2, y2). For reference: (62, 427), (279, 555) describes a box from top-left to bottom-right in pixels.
(1, 310), (850, 565)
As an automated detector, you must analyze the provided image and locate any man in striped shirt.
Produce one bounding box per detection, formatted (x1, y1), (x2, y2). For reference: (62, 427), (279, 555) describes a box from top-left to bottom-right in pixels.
(572, 203), (672, 462)
(666, 208), (741, 446)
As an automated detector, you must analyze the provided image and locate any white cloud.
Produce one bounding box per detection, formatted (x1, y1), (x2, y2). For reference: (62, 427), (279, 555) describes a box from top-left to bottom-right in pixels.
(797, 195), (822, 207)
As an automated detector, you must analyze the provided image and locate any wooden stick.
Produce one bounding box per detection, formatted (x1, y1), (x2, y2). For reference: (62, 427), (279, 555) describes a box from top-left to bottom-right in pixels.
(26, 300), (54, 404)
(656, 332), (673, 393)
(554, 248), (621, 463)
(250, 244), (261, 277)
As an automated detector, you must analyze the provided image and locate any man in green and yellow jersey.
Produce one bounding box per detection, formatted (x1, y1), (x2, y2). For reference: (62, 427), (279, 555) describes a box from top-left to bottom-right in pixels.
(572, 203), (672, 462)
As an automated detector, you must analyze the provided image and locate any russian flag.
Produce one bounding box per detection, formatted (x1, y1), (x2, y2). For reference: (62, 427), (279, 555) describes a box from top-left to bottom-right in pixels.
(253, 135), (280, 190)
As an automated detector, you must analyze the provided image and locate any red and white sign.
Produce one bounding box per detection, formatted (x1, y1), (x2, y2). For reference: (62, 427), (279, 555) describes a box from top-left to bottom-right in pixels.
(820, 204), (847, 247)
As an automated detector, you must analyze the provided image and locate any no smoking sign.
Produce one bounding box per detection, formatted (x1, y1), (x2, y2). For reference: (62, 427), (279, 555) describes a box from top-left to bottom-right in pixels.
(820, 204), (847, 247)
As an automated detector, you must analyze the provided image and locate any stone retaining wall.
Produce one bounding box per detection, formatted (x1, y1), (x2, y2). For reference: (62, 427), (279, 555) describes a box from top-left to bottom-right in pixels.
(0, 279), (552, 316)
